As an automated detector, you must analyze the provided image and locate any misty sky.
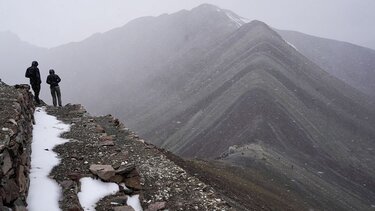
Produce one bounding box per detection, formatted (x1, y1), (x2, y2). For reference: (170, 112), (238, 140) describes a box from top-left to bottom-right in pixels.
(1, 0), (374, 49)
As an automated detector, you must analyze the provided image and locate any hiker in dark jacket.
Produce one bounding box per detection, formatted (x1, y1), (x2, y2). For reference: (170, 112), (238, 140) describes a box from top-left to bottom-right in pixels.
(46, 69), (62, 107)
(25, 61), (42, 104)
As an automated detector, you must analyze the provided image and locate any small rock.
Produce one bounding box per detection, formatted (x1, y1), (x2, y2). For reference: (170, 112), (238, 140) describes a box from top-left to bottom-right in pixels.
(109, 175), (124, 183)
(114, 206), (135, 211)
(13, 198), (27, 211)
(123, 188), (134, 195)
(137, 139), (145, 143)
(16, 165), (27, 193)
(147, 202), (166, 211)
(0, 206), (12, 211)
(2, 150), (13, 174)
(100, 140), (115, 146)
(115, 164), (135, 175)
(67, 172), (83, 182)
(89, 164), (115, 181)
(13, 102), (22, 113)
(68, 205), (82, 211)
(95, 125), (105, 133)
(113, 118), (120, 126)
(112, 163), (121, 169)
(125, 176), (142, 190)
(126, 169), (140, 178)
(61, 180), (74, 189)
(111, 196), (128, 206)
(3, 179), (18, 203)
(99, 135), (113, 142)
(7, 119), (17, 126)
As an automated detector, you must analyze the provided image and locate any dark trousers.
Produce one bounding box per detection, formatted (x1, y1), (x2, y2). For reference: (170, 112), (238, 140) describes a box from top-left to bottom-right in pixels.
(50, 86), (62, 107)
(31, 83), (41, 104)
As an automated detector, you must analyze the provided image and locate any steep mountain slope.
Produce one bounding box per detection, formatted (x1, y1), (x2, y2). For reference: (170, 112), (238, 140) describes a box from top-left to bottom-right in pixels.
(2, 4), (375, 210)
(1, 4), (245, 109)
(130, 20), (375, 210)
(278, 29), (375, 98)
(39, 4), (245, 114)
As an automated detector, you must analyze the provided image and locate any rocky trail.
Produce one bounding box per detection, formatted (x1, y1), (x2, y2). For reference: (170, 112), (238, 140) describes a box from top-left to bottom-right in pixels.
(43, 104), (233, 211)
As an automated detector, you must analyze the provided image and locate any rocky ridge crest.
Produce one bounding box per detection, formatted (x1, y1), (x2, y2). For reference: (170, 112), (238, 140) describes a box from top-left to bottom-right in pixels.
(0, 82), (233, 210)
(47, 104), (232, 211)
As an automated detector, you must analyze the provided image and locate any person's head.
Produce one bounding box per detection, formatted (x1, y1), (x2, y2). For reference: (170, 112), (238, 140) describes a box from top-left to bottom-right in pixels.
(32, 61), (38, 67)
(49, 69), (55, 75)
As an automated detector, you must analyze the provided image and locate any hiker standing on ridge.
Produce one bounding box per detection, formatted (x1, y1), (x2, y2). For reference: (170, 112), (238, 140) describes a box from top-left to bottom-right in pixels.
(46, 69), (62, 107)
(25, 61), (42, 104)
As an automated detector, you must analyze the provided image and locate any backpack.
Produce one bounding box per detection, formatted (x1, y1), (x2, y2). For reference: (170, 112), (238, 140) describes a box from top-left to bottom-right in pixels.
(25, 68), (33, 78)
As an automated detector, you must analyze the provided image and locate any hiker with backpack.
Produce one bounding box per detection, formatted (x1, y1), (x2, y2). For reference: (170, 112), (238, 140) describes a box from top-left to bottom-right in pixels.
(25, 61), (42, 104)
(46, 69), (62, 107)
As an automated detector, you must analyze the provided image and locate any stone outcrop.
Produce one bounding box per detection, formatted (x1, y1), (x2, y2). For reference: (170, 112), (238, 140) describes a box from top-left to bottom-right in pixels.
(0, 84), (35, 210)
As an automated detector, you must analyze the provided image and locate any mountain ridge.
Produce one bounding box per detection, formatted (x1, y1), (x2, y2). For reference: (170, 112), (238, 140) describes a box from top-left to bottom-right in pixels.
(278, 29), (375, 98)
(2, 4), (375, 210)
(127, 17), (375, 210)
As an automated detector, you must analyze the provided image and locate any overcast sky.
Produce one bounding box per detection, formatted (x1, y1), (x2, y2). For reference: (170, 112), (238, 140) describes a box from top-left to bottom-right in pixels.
(1, 0), (374, 49)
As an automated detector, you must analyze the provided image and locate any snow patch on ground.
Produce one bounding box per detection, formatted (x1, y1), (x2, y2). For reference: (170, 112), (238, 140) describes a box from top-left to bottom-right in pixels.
(27, 107), (70, 211)
(119, 183), (143, 211)
(78, 177), (119, 211)
(127, 194), (143, 211)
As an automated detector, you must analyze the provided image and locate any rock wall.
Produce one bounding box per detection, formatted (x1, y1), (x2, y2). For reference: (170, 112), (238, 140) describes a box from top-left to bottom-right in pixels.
(0, 83), (35, 210)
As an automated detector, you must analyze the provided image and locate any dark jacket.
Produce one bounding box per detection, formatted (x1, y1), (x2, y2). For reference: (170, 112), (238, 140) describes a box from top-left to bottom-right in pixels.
(25, 66), (41, 85)
(46, 74), (61, 88)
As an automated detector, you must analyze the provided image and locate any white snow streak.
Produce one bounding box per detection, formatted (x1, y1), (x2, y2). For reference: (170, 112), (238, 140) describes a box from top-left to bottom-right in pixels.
(287, 41), (299, 51)
(27, 107), (70, 211)
(225, 11), (244, 28)
(240, 17), (250, 23)
(78, 177), (119, 211)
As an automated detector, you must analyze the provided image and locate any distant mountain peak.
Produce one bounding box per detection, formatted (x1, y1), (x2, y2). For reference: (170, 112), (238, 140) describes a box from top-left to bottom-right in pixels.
(192, 3), (221, 11)
(222, 9), (248, 27)
(191, 4), (248, 28)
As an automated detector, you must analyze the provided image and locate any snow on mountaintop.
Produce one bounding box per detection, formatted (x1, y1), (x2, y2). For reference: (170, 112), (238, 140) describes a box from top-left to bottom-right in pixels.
(225, 11), (245, 28)
(217, 7), (249, 28)
(194, 4), (249, 28)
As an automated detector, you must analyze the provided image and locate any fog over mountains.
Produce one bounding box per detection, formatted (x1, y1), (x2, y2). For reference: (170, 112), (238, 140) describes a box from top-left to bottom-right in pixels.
(2, 4), (375, 210)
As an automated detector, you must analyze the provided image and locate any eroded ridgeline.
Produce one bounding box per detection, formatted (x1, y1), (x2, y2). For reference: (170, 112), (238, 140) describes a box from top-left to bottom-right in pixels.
(0, 83), (35, 210)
